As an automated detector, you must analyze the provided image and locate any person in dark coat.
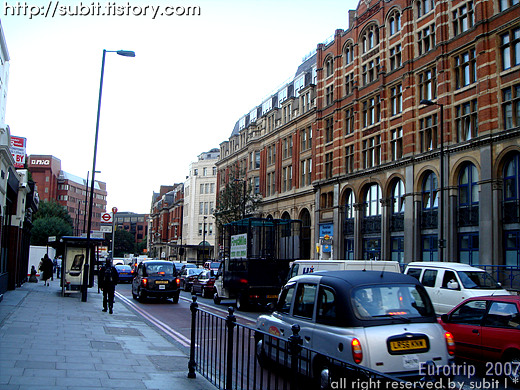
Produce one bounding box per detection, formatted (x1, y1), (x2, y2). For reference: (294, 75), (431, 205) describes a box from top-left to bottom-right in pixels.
(99, 258), (119, 314)
(40, 254), (54, 286)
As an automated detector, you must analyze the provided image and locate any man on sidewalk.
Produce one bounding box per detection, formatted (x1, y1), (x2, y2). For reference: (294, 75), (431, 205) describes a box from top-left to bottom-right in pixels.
(98, 258), (119, 314)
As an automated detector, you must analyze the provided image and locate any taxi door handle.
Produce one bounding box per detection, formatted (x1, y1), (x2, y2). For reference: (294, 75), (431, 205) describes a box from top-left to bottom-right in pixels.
(305, 336), (311, 342)
(472, 329), (479, 334)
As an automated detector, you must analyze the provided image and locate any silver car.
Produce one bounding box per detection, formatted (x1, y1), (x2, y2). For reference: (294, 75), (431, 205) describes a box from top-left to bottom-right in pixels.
(255, 270), (455, 382)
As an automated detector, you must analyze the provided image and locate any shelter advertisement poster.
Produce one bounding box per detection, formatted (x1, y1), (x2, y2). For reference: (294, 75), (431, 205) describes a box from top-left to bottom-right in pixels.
(10, 136), (26, 169)
(230, 233), (247, 259)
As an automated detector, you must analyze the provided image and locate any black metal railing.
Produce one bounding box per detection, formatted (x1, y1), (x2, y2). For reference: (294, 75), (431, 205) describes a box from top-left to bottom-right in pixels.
(420, 209), (438, 229)
(390, 213), (404, 232)
(187, 296), (407, 390)
(475, 264), (520, 292)
(457, 206), (479, 227)
(503, 200), (520, 224)
(361, 216), (381, 234)
(344, 218), (354, 235)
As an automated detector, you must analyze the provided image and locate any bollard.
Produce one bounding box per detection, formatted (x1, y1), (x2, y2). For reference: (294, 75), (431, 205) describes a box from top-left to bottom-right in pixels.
(225, 306), (236, 390)
(288, 324), (303, 390)
(188, 295), (198, 378)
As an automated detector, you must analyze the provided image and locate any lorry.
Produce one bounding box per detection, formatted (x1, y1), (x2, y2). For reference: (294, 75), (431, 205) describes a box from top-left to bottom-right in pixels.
(213, 217), (301, 310)
(287, 259), (402, 280)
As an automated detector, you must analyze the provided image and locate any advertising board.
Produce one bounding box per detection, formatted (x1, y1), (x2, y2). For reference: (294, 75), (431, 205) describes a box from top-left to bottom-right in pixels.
(10, 136), (27, 169)
(230, 233), (247, 259)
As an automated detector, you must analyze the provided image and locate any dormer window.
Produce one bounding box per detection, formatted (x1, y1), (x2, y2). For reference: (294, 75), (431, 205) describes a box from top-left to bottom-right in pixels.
(294, 75), (305, 96)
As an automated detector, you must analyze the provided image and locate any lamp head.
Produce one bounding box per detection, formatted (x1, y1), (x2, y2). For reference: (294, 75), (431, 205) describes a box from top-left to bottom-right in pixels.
(420, 99), (435, 106)
(116, 50), (136, 57)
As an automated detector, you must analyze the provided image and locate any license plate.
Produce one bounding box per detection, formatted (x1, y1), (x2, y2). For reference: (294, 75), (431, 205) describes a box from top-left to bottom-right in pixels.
(159, 285), (165, 290)
(402, 354), (420, 369)
(156, 280), (168, 285)
(389, 339), (427, 352)
(120, 273), (129, 275)
(267, 295), (278, 299)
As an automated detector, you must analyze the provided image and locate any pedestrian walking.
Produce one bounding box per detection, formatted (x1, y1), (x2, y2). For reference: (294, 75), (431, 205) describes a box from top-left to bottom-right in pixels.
(40, 254), (54, 286)
(98, 258), (119, 314)
(56, 256), (62, 279)
(29, 265), (38, 283)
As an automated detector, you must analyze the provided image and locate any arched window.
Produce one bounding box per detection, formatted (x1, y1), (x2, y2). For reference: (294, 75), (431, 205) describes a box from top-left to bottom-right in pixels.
(504, 153), (520, 202)
(345, 190), (355, 219)
(422, 172), (438, 210)
(361, 25), (379, 54)
(365, 184), (382, 216)
(325, 56), (334, 78)
(458, 163), (479, 206)
(388, 11), (401, 36)
(392, 179), (405, 213)
(281, 211), (291, 220)
(344, 43), (354, 65)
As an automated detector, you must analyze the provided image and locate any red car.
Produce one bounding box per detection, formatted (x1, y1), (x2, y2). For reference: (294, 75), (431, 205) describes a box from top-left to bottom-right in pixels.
(191, 269), (216, 298)
(438, 295), (520, 382)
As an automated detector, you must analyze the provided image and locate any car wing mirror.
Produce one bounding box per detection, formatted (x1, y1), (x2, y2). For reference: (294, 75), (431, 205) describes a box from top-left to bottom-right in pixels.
(266, 302), (276, 313)
(440, 314), (450, 323)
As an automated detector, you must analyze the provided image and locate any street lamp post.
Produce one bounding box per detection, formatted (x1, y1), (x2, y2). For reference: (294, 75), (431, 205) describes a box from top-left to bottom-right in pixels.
(83, 49), (135, 302)
(420, 99), (445, 261)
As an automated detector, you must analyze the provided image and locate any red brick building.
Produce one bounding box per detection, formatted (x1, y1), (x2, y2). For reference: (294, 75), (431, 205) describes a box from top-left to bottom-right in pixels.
(28, 155), (107, 234)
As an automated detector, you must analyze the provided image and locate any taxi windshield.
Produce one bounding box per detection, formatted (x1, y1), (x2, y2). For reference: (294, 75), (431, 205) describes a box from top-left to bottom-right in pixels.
(457, 271), (501, 289)
(351, 284), (434, 320)
(146, 263), (174, 276)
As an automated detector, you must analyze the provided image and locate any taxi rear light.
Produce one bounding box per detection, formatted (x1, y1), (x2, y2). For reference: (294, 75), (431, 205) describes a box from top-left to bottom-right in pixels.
(444, 331), (455, 356)
(142, 278), (148, 287)
(351, 338), (363, 364)
(239, 278), (248, 284)
(175, 278), (180, 286)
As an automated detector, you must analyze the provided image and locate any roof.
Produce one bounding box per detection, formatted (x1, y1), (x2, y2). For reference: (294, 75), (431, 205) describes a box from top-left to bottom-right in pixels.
(406, 262), (485, 271)
(300, 269), (418, 286)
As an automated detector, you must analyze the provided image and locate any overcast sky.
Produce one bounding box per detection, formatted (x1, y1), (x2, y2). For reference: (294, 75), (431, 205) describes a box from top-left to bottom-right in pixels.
(3, 0), (357, 214)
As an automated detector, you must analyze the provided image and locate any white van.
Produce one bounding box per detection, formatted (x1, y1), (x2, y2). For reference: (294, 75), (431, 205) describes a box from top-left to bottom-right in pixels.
(288, 260), (401, 280)
(404, 262), (510, 314)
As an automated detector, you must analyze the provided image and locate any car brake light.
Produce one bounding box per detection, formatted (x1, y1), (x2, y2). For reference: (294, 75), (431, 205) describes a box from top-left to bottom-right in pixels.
(175, 278), (180, 287)
(444, 332), (455, 356)
(239, 278), (248, 284)
(142, 278), (148, 287)
(351, 338), (363, 364)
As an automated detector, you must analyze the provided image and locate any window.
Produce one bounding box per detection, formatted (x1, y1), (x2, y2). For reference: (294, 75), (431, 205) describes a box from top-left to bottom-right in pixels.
(306, 158), (312, 185)
(454, 49), (477, 89)
(365, 184), (382, 216)
(422, 172), (439, 210)
(198, 223), (203, 236)
(317, 286), (337, 325)
(503, 84), (520, 129)
(254, 176), (260, 194)
(501, 27), (520, 71)
(293, 283), (317, 319)
(194, 169), (198, 176)
(388, 11), (401, 36)
(499, 0), (519, 12)
(455, 100), (478, 141)
(325, 85), (334, 106)
(276, 283), (296, 314)
(325, 152), (333, 179)
(283, 166), (292, 192)
(325, 57), (334, 78)
(255, 151), (260, 169)
(419, 114), (438, 152)
(417, 0), (434, 17)
(363, 135), (381, 168)
(199, 202), (203, 214)
(362, 95), (381, 127)
(325, 117), (334, 143)
(390, 84), (402, 116)
(344, 43), (354, 65)
(419, 68), (437, 101)
(422, 269), (438, 287)
(391, 127), (403, 160)
(392, 179), (405, 214)
(203, 167), (207, 176)
(345, 72), (354, 96)
(418, 24), (436, 55)
(504, 153), (520, 202)
(345, 145), (354, 173)
(362, 24), (379, 53)
(362, 57), (380, 86)
(453, 1), (474, 36)
(210, 183), (215, 193)
(389, 44), (402, 71)
(200, 183), (204, 194)
(459, 163), (479, 206)
(294, 76), (304, 97)
(345, 108), (354, 135)
(301, 160), (307, 187)
(450, 300), (487, 325)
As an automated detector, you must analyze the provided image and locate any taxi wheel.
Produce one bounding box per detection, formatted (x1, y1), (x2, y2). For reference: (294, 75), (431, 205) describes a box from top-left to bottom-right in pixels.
(137, 288), (147, 302)
(172, 293), (179, 304)
(132, 290), (137, 300)
(213, 293), (221, 305)
(236, 294), (249, 311)
(504, 353), (520, 385)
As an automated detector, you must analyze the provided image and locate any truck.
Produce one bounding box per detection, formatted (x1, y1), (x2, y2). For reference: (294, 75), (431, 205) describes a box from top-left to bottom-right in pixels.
(287, 259), (402, 280)
(213, 217), (301, 310)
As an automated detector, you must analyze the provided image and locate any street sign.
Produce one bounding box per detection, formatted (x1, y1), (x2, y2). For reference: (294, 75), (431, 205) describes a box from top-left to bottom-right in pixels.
(48, 236), (56, 242)
(112, 207), (118, 213)
(101, 213), (112, 223)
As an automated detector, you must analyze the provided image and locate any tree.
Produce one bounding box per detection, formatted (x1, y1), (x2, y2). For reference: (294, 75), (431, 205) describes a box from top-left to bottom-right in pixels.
(113, 229), (135, 257)
(30, 201), (74, 245)
(213, 178), (261, 233)
(135, 236), (148, 255)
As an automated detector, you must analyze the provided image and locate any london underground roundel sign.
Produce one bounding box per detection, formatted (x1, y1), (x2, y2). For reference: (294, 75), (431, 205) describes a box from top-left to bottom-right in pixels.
(102, 213), (112, 222)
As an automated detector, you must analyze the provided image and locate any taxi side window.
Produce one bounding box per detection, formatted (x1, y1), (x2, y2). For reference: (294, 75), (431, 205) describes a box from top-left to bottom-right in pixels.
(316, 286), (337, 325)
(421, 269), (438, 287)
(484, 302), (520, 329)
(450, 300), (487, 325)
(277, 283), (296, 314)
(407, 268), (422, 281)
(293, 283), (317, 319)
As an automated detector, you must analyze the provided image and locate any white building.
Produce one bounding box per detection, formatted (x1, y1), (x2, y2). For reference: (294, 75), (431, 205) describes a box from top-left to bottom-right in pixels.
(182, 148), (219, 264)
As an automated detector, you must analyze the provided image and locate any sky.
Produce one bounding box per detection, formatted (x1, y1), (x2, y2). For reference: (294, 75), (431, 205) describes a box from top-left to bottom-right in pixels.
(2, 0), (358, 214)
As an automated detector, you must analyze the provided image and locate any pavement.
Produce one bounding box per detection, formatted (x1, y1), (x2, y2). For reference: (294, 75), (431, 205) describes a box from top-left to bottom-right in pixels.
(0, 277), (218, 390)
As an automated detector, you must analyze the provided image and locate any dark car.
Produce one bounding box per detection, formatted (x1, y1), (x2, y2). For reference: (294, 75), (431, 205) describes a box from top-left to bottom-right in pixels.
(438, 295), (520, 382)
(115, 264), (134, 283)
(179, 267), (203, 291)
(191, 269), (216, 298)
(256, 270), (455, 383)
(131, 260), (180, 303)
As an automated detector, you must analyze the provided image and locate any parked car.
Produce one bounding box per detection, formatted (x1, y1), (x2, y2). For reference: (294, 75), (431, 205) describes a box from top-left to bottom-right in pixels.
(255, 270), (455, 383)
(191, 269), (216, 298)
(404, 262), (510, 314)
(179, 267), (203, 291)
(438, 295), (520, 382)
(131, 260), (180, 303)
(114, 264), (134, 283)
